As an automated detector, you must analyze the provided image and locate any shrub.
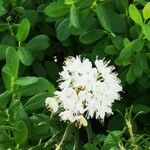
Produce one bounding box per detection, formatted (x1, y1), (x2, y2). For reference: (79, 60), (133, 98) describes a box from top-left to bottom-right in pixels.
(0, 0), (150, 149)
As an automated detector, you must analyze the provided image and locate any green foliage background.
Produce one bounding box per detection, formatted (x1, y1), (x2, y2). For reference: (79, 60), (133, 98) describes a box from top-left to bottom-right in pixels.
(0, 0), (150, 149)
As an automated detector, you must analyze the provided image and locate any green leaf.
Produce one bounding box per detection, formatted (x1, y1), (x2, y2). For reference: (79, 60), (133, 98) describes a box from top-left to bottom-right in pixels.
(116, 0), (128, 11)
(126, 65), (136, 84)
(84, 143), (99, 150)
(129, 4), (143, 26)
(45, 2), (70, 18)
(18, 47), (33, 66)
(2, 71), (11, 89)
(132, 104), (150, 114)
(16, 76), (39, 86)
(14, 107), (28, 122)
(133, 53), (143, 78)
(143, 24), (150, 41)
(0, 90), (11, 109)
(20, 77), (55, 96)
(79, 29), (104, 44)
(138, 52), (148, 70)
(14, 121), (28, 146)
(24, 92), (50, 113)
(0, 6), (6, 16)
(70, 5), (80, 28)
(96, 5), (126, 33)
(26, 35), (49, 53)
(65, 0), (75, 5)
(0, 23), (8, 32)
(57, 18), (71, 41)
(16, 18), (30, 42)
(6, 47), (19, 78)
(116, 39), (144, 66)
(102, 131), (122, 150)
(22, 9), (39, 27)
(104, 45), (119, 55)
(143, 2), (150, 19)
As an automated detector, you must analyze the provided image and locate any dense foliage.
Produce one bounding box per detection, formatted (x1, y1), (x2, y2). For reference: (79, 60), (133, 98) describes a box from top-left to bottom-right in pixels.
(0, 0), (150, 149)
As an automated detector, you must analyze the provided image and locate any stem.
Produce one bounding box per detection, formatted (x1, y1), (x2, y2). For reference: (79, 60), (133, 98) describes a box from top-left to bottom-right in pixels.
(125, 109), (138, 150)
(118, 141), (126, 150)
(73, 129), (79, 150)
(86, 120), (93, 143)
(11, 77), (20, 101)
(7, 16), (15, 37)
(55, 124), (72, 150)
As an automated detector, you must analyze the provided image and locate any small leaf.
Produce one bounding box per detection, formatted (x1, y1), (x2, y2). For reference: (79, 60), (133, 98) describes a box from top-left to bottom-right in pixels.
(116, 39), (144, 66)
(0, 90), (11, 109)
(6, 47), (19, 78)
(84, 143), (99, 150)
(26, 35), (49, 53)
(143, 2), (150, 19)
(79, 29), (104, 44)
(96, 5), (126, 33)
(143, 24), (150, 41)
(133, 53), (143, 78)
(14, 121), (28, 146)
(126, 65), (136, 84)
(70, 5), (80, 28)
(16, 18), (30, 42)
(24, 92), (50, 113)
(0, 6), (6, 16)
(65, 0), (75, 5)
(132, 104), (150, 114)
(0, 23), (8, 32)
(129, 4), (143, 26)
(57, 18), (71, 41)
(104, 45), (119, 55)
(45, 2), (69, 18)
(20, 77), (55, 96)
(18, 47), (33, 66)
(16, 76), (39, 86)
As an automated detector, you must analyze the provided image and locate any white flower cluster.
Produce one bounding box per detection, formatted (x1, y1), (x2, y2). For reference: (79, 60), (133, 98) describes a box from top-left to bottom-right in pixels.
(45, 56), (122, 128)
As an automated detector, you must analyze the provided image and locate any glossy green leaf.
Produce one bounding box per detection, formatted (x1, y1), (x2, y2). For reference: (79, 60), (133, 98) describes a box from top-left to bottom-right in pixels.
(14, 121), (28, 146)
(143, 24), (150, 41)
(16, 18), (30, 42)
(79, 29), (104, 44)
(84, 143), (99, 150)
(26, 35), (49, 53)
(129, 4), (143, 26)
(0, 90), (11, 109)
(0, 6), (6, 16)
(65, 0), (75, 5)
(57, 18), (71, 41)
(24, 92), (50, 113)
(20, 77), (55, 96)
(132, 104), (150, 114)
(70, 5), (80, 28)
(143, 2), (150, 19)
(16, 76), (39, 86)
(18, 47), (33, 66)
(6, 47), (19, 78)
(126, 65), (136, 84)
(104, 45), (119, 55)
(96, 5), (126, 33)
(45, 2), (69, 17)
(116, 39), (144, 66)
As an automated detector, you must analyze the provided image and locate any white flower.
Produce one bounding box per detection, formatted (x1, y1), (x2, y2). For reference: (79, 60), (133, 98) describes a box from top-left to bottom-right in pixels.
(45, 97), (58, 113)
(45, 56), (123, 127)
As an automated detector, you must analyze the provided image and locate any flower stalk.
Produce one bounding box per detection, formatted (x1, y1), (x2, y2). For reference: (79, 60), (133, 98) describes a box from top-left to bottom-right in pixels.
(55, 124), (72, 150)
